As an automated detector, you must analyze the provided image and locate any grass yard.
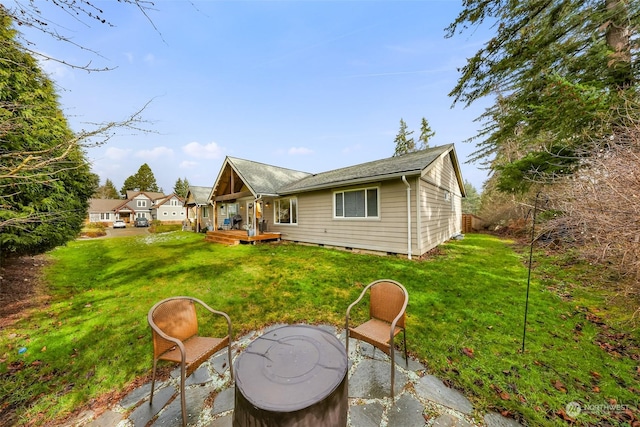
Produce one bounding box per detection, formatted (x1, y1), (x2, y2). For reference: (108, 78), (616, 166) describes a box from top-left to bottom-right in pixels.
(0, 232), (638, 425)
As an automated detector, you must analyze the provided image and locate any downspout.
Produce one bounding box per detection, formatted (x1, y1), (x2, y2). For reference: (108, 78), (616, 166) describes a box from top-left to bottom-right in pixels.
(402, 176), (412, 260)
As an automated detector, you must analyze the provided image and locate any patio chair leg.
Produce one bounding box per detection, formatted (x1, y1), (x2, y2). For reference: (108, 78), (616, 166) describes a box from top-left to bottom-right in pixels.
(150, 359), (157, 405)
(180, 364), (187, 426)
(403, 329), (408, 367)
(228, 344), (234, 380)
(390, 345), (395, 398)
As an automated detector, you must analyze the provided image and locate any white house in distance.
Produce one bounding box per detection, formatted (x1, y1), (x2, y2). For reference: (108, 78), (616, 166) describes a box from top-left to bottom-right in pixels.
(153, 194), (186, 223)
(204, 144), (465, 258)
(87, 191), (186, 225)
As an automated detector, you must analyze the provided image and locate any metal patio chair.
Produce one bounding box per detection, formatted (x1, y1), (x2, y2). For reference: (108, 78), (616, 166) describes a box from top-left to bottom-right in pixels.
(345, 279), (408, 398)
(148, 297), (233, 426)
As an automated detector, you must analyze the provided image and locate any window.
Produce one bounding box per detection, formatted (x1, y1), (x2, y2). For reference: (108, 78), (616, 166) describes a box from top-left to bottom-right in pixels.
(137, 213), (146, 219)
(334, 188), (378, 218)
(202, 207), (208, 218)
(275, 198), (297, 224)
(137, 200), (147, 208)
(100, 213), (110, 220)
(171, 199), (179, 206)
(163, 212), (168, 216)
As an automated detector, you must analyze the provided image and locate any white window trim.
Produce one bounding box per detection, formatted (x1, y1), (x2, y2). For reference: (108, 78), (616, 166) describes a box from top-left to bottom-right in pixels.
(137, 200), (147, 208)
(274, 197), (298, 225)
(333, 186), (380, 219)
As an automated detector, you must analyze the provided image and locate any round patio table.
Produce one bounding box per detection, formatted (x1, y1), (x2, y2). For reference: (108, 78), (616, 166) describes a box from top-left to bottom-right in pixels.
(233, 324), (348, 427)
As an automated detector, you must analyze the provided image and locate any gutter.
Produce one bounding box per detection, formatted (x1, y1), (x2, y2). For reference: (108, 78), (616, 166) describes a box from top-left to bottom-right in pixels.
(402, 176), (412, 260)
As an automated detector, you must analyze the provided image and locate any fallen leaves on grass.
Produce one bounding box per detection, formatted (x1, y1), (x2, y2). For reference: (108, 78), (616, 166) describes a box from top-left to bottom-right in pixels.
(462, 347), (474, 358)
(490, 384), (510, 400)
(552, 379), (567, 393)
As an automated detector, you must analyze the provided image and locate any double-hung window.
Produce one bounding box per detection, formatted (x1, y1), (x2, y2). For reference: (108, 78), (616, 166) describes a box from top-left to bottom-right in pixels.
(334, 187), (379, 218)
(274, 198), (297, 224)
(137, 200), (147, 208)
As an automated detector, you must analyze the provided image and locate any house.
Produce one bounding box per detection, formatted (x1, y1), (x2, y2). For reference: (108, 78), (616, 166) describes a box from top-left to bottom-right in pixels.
(184, 186), (213, 232)
(206, 144), (465, 258)
(152, 193), (186, 224)
(87, 199), (123, 224)
(87, 191), (186, 225)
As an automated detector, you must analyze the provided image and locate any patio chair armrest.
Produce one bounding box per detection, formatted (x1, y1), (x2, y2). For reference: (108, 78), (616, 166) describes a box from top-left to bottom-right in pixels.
(345, 282), (375, 330)
(192, 297), (233, 339)
(388, 295), (408, 344)
(148, 321), (188, 362)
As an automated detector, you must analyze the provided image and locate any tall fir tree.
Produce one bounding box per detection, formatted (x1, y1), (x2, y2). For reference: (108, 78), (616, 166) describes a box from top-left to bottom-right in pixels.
(418, 118), (435, 149)
(447, 0), (639, 192)
(94, 178), (120, 199)
(173, 177), (190, 198)
(392, 119), (415, 157)
(120, 163), (159, 196)
(0, 10), (98, 259)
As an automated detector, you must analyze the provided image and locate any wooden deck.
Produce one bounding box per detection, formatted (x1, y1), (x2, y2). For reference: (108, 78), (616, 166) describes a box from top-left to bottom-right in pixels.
(204, 229), (282, 246)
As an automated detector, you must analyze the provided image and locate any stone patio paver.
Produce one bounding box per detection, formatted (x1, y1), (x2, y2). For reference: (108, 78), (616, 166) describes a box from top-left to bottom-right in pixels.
(85, 325), (524, 427)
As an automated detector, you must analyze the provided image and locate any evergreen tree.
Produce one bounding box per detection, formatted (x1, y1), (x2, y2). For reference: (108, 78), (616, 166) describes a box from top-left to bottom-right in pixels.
(120, 163), (159, 195)
(392, 119), (415, 157)
(418, 118), (435, 149)
(446, 0), (639, 192)
(173, 177), (190, 198)
(94, 179), (120, 199)
(461, 180), (481, 214)
(0, 10), (98, 259)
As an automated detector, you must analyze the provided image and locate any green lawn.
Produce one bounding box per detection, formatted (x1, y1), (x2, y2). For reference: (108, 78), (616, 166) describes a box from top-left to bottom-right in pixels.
(1, 232), (638, 425)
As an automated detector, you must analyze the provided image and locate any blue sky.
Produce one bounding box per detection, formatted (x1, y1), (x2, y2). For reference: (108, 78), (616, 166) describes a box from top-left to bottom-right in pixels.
(20, 0), (493, 194)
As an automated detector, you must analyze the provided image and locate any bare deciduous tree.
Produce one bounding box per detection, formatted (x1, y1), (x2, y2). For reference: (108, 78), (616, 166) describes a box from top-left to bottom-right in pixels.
(540, 108), (640, 316)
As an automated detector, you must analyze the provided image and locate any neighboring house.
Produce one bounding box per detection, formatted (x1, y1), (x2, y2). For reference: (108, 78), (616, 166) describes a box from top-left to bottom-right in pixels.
(153, 193), (186, 224)
(207, 144), (465, 258)
(87, 191), (187, 224)
(184, 186), (213, 232)
(87, 199), (123, 224)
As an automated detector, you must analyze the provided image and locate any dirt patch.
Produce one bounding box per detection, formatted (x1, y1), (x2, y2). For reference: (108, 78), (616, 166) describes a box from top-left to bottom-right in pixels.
(0, 255), (51, 331)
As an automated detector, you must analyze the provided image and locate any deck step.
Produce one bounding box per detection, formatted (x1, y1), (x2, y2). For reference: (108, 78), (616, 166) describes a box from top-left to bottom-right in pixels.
(205, 230), (281, 246)
(204, 234), (240, 245)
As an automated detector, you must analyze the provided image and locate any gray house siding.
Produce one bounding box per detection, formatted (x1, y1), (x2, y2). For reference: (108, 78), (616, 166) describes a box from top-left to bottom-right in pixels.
(269, 179), (417, 255)
(418, 153), (463, 253)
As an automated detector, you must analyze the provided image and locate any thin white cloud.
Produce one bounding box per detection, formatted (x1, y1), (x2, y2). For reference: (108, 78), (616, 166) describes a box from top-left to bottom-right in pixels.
(144, 53), (156, 65)
(288, 147), (314, 155)
(342, 144), (363, 154)
(135, 146), (174, 159)
(37, 56), (72, 80)
(183, 141), (224, 159)
(105, 147), (132, 160)
(180, 160), (199, 168)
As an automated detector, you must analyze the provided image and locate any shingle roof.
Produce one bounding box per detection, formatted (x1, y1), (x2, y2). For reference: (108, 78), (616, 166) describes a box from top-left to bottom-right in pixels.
(227, 157), (312, 196)
(186, 186), (213, 205)
(278, 144), (454, 194)
(88, 198), (125, 212)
